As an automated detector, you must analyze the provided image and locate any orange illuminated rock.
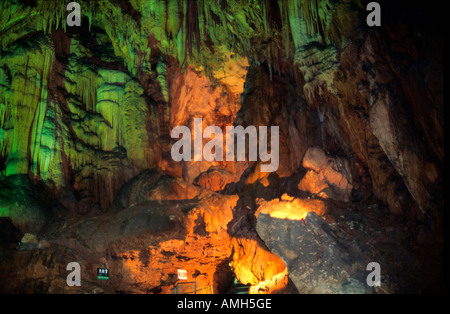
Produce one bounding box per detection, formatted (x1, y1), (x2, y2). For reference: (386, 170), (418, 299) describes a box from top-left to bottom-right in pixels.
(112, 192), (239, 293)
(244, 163), (271, 187)
(194, 167), (237, 192)
(297, 170), (330, 197)
(298, 147), (353, 202)
(147, 177), (207, 201)
(230, 237), (286, 287)
(227, 207), (289, 293)
(186, 194), (238, 235)
(116, 230), (234, 294)
(256, 193), (326, 221)
(249, 268), (289, 294)
(302, 147), (328, 172)
(211, 50), (249, 96)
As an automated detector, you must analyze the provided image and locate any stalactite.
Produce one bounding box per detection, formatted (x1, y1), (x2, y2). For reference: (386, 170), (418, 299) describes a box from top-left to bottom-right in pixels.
(186, 0), (201, 59)
(156, 59), (169, 103)
(268, 63), (272, 81)
(259, 0), (270, 34)
(1, 0), (357, 81)
(0, 0), (361, 192)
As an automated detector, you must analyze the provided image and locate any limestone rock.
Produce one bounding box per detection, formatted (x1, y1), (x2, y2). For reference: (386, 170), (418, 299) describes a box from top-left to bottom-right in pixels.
(298, 147), (353, 202)
(194, 167), (238, 192)
(19, 233), (43, 250)
(297, 170), (329, 197)
(256, 211), (369, 294)
(21, 233), (38, 244)
(301, 147), (328, 173)
(256, 193), (326, 221)
(111, 168), (210, 211)
(39, 174), (240, 293)
(0, 175), (47, 234)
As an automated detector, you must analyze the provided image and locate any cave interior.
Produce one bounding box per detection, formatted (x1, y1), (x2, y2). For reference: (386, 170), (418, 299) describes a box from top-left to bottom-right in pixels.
(0, 0), (444, 294)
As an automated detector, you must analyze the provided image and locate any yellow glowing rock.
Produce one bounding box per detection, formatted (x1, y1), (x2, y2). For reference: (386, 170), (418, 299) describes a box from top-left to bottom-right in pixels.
(212, 49), (249, 96)
(256, 193), (326, 221)
(249, 268), (289, 294)
(230, 237), (286, 287)
(21, 233), (38, 244)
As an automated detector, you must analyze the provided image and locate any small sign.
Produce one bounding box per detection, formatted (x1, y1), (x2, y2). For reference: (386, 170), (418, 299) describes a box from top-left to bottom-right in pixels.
(177, 269), (187, 280)
(97, 268), (109, 280)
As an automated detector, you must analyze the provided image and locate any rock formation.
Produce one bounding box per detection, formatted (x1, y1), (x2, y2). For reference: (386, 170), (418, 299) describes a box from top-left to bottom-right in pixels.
(298, 147), (353, 201)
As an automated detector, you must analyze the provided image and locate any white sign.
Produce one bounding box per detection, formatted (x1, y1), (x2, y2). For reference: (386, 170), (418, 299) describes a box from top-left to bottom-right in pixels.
(177, 269), (187, 280)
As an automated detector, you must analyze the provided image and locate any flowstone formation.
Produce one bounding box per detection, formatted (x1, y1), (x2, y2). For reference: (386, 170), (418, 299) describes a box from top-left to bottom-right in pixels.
(0, 1), (444, 294)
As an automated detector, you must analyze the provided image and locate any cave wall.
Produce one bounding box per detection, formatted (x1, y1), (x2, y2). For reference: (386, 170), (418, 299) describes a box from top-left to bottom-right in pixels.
(1, 0), (442, 219)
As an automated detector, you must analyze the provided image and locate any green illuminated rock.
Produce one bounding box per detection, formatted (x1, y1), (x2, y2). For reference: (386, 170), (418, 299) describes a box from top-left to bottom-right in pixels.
(0, 175), (47, 234)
